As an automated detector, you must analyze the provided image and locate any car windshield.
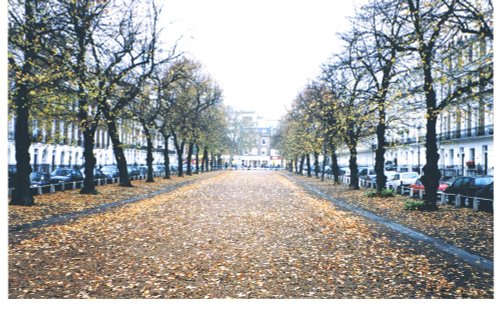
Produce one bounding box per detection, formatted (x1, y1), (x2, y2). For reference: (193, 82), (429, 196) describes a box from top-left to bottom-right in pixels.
(101, 166), (116, 171)
(30, 173), (48, 181)
(475, 177), (493, 186)
(51, 169), (71, 176)
(402, 173), (418, 179)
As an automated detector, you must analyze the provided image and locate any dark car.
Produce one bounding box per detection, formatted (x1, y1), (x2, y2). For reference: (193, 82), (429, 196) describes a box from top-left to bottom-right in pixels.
(443, 175), (494, 207)
(80, 168), (107, 180)
(100, 165), (120, 179)
(30, 172), (51, 187)
(138, 165), (148, 176)
(8, 165), (17, 188)
(50, 168), (84, 184)
(127, 165), (140, 178)
(474, 182), (493, 212)
(153, 165), (166, 174)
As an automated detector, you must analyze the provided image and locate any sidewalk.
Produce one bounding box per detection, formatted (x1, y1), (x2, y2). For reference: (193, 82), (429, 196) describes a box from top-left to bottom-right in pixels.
(282, 172), (494, 261)
(9, 171), (223, 229)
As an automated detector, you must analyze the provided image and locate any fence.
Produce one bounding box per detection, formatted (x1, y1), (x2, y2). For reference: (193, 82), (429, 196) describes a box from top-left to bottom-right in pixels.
(337, 174), (493, 212)
(7, 172), (167, 198)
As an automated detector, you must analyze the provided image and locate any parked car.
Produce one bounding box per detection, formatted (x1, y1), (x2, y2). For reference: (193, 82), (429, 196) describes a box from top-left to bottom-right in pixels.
(153, 165), (166, 174)
(100, 165), (120, 179)
(127, 165), (140, 177)
(30, 172), (51, 187)
(443, 175), (494, 206)
(8, 165), (17, 188)
(475, 182), (493, 212)
(409, 178), (449, 192)
(138, 165), (148, 176)
(50, 168), (84, 184)
(80, 168), (107, 180)
(386, 172), (419, 189)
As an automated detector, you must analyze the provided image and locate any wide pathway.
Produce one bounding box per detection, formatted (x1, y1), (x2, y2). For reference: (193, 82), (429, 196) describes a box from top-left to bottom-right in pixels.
(9, 171), (493, 298)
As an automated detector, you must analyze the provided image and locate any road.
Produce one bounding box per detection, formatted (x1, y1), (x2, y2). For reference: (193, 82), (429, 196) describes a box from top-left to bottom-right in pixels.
(9, 170), (493, 298)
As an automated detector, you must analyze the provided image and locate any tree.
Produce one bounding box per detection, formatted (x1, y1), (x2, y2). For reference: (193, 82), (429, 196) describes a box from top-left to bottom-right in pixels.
(352, 0), (406, 194)
(8, 0), (69, 204)
(321, 48), (375, 190)
(399, 0), (493, 210)
(90, 0), (168, 187)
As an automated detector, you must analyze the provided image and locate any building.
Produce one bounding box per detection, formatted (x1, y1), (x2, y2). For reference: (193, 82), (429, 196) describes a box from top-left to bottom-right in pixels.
(336, 33), (493, 177)
(7, 117), (176, 173)
(225, 110), (284, 168)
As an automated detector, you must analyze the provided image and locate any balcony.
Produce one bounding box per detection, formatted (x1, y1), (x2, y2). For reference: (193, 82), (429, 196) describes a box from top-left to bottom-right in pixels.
(388, 125), (493, 147)
(437, 125), (494, 142)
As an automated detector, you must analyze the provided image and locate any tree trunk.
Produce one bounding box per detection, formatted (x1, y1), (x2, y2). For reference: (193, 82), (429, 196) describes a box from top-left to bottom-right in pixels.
(80, 127), (98, 194)
(10, 89), (34, 205)
(375, 121), (387, 194)
(299, 155), (305, 175)
(314, 151), (319, 178)
(195, 144), (200, 174)
(419, 52), (441, 210)
(331, 148), (340, 185)
(142, 121), (154, 183)
(347, 131), (359, 190)
(186, 142), (193, 176)
(107, 118), (133, 187)
(161, 133), (171, 179)
(10, 1), (36, 206)
(201, 150), (205, 172)
(306, 154), (312, 177)
(421, 114), (441, 210)
(203, 147), (209, 172)
(321, 152), (327, 181)
(173, 133), (184, 177)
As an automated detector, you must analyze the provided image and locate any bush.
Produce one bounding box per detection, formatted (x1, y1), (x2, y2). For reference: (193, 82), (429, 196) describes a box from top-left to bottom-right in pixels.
(404, 200), (425, 211)
(365, 189), (394, 198)
(365, 190), (377, 198)
(380, 188), (395, 198)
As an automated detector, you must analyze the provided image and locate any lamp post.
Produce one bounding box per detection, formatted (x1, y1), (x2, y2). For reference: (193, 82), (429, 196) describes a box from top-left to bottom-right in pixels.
(371, 142), (376, 167)
(417, 124), (422, 174)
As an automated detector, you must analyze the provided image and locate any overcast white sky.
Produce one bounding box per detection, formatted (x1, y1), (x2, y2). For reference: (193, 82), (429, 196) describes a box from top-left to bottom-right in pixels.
(161, 0), (364, 121)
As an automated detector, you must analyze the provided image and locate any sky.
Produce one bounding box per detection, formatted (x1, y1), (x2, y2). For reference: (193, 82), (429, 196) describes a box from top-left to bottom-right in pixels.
(161, 0), (364, 121)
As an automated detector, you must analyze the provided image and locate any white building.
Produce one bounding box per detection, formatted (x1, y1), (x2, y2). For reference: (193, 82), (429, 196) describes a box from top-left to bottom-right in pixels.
(7, 117), (176, 172)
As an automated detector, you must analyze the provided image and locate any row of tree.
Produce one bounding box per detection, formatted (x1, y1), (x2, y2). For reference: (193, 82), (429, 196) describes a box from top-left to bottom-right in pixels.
(275, 0), (493, 211)
(8, 0), (230, 206)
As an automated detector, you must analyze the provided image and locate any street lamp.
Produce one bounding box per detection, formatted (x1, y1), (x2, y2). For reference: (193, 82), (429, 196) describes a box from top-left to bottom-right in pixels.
(417, 124), (422, 174)
(371, 142), (376, 167)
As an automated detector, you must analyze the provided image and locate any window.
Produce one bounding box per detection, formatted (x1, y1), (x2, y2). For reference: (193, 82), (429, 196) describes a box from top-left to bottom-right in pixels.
(461, 177), (472, 187)
(261, 138), (266, 145)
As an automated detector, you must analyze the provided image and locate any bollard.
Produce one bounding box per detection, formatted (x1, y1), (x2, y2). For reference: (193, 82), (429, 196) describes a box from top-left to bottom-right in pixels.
(473, 197), (479, 211)
(418, 189), (423, 200)
(50, 184), (55, 193)
(455, 194), (461, 208)
(61, 182), (65, 191)
(410, 188), (414, 198)
(38, 187), (43, 195)
(440, 193), (446, 204)
(72, 181), (76, 190)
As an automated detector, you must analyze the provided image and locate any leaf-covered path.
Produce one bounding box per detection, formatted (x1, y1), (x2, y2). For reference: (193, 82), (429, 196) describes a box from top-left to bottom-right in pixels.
(9, 171), (493, 298)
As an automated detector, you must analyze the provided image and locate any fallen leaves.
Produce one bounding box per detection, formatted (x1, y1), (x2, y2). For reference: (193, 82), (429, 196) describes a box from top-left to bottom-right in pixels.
(8, 171), (493, 299)
(287, 173), (494, 260)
